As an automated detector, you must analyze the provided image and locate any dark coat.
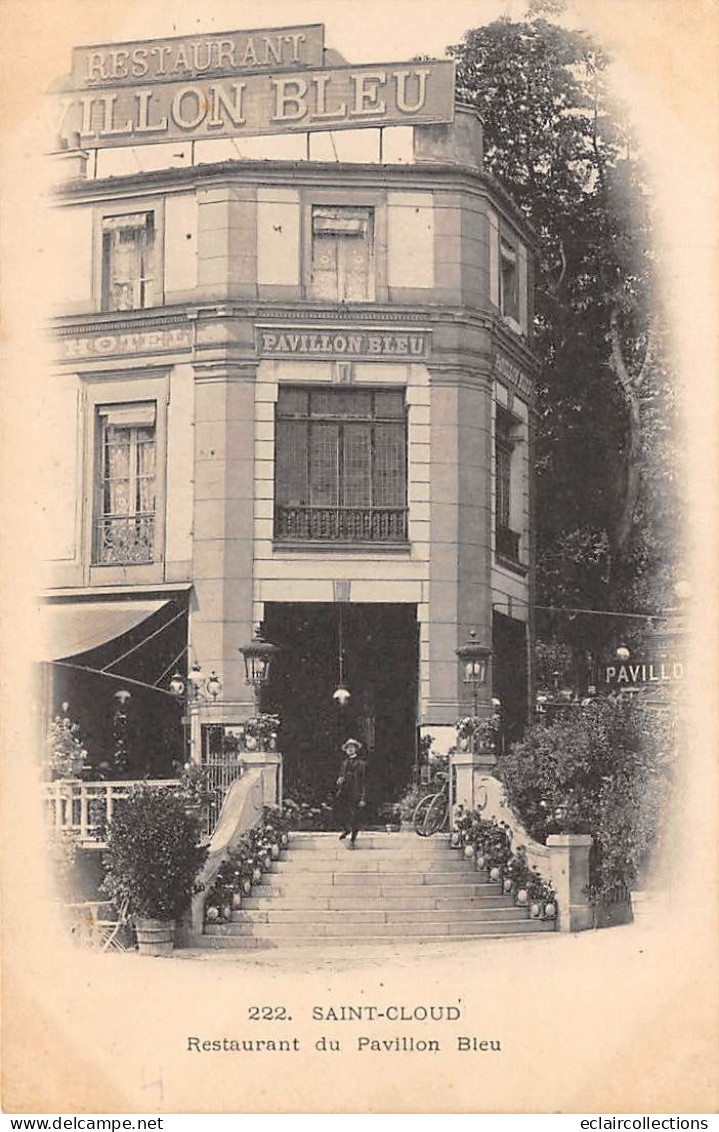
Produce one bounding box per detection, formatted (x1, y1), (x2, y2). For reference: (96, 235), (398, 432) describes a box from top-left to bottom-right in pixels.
(337, 755), (366, 805)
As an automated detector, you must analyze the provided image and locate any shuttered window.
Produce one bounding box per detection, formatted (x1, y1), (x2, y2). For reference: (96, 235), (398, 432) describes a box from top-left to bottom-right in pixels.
(101, 212), (156, 312)
(495, 407), (520, 563)
(95, 403), (157, 564)
(275, 387), (407, 542)
(310, 207), (374, 302)
(499, 237), (519, 322)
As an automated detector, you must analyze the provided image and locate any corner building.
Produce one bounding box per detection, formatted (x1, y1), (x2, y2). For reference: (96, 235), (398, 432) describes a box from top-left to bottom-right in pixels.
(44, 32), (538, 807)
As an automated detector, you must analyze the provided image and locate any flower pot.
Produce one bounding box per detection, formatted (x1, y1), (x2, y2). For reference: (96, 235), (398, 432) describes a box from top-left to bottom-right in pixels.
(476, 854), (486, 869)
(280, 833), (289, 847)
(489, 867), (501, 882)
(252, 867), (262, 884)
(242, 879), (252, 896)
(530, 902), (542, 919)
(231, 892), (242, 909)
(222, 904), (232, 921)
(206, 905), (219, 922)
(244, 736), (258, 751)
(464, 844), (475, 858)
(271, 843), (280, 860)
(135, 917), (175, 957)
(450, 831), (461, 848)
(516, 889), (528, 906)
(543, 902), (557, 920)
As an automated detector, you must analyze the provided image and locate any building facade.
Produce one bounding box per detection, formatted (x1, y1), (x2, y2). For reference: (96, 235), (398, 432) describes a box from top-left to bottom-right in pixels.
(42, 27), (538, 809)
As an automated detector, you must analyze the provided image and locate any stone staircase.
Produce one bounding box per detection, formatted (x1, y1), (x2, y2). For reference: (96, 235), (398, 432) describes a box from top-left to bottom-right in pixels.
(193, 831), (556, 949)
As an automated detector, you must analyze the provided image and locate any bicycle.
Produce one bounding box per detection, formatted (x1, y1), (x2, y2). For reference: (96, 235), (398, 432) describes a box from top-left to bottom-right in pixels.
(413, 771), (450, 836)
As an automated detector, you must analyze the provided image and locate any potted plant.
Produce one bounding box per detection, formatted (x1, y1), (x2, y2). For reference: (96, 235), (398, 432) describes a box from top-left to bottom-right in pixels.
(238, 714), (280, 751)
(102, 784), (208, 956)
(45, 706), (89, 781)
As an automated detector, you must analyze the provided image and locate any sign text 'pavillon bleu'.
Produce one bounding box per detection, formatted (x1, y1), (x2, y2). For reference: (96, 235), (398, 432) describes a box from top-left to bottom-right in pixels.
(56, 23), (455, 148)
(258, 326), (431, 360)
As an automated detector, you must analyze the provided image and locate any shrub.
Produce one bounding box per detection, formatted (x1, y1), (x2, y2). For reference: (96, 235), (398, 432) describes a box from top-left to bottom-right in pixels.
(102, 785), (208, 921)
(496, 696), (677, 900)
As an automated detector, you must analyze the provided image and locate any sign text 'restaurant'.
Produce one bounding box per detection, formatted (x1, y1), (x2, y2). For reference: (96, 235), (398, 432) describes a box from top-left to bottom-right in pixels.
(56, 61), (455, 148)
(67, 26), (325, 88)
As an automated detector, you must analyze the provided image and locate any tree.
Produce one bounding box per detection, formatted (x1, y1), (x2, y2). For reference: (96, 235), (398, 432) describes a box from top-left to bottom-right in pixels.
(448, 15), (682, 676)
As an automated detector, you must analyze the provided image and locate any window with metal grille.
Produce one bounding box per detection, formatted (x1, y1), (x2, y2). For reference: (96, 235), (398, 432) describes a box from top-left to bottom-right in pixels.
(310, 206), (374, 302)
(101, 212), (156, 311)
(274, 387), (407, 542)
(95, 403), (156, 564)
(499, 237), (519, 322)
(495, 407), (520, 563)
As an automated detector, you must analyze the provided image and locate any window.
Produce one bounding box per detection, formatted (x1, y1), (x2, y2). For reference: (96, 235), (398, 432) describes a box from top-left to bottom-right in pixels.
(101, 212), (156, 311)
(310, 206), (374, 301)
(495, 407), (521, 563)
(274, 387), (407, 542)
(499, 238), (519, 322)
(95, 403), (156, 565)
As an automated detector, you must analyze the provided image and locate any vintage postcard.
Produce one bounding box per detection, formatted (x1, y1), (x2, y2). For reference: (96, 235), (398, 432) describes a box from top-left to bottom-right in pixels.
(1, 0), (717, 1115)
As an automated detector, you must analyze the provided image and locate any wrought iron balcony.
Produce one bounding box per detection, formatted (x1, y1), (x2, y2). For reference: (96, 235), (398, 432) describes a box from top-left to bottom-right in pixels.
(275, 505), (408, 543)
(95, 514), (155, 565)
(496, 525), (521, 563)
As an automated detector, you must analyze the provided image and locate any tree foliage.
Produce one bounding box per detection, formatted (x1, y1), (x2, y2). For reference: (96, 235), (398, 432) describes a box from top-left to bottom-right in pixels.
(496, 698), (676, 897)
(448, 15), (683, 671)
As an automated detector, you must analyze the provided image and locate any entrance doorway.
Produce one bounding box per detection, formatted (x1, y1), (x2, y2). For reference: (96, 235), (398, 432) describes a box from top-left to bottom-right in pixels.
(263, 603), (419, 813)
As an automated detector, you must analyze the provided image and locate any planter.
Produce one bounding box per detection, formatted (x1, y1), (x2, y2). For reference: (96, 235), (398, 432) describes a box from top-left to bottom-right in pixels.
(135, 917), (175, 957)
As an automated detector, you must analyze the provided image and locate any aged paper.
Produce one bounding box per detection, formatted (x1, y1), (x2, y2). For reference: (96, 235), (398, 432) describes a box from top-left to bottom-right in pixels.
(1, 0), (717, 1114)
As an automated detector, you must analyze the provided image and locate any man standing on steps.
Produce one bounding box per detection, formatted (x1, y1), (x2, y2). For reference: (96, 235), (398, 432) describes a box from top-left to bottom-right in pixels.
(336, 738), (367, 846)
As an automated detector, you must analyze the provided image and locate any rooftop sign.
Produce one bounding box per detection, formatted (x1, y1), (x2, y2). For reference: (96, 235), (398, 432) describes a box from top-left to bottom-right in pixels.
(67, 25), (326, 88)
(56, 28), (455, 150)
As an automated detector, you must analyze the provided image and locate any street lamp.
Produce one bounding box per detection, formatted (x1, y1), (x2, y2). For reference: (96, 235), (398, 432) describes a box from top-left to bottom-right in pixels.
(238, 624), (281, 713)
(455, 630), (492, 721)
(168, 663), (222, 763)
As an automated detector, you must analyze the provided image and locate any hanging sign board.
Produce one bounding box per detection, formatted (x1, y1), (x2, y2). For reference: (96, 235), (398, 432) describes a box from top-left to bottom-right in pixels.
(55, 59), (456, 148)
(65, 26), (327, 89)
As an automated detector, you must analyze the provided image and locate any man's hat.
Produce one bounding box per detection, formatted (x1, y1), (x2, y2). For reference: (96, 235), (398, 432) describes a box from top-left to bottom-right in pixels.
(341, 738), (362, 753)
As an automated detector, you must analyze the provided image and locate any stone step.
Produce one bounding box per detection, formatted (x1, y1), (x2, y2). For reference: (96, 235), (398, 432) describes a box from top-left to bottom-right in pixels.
(284, 849), (461, 863)
(230, 906), (527, 925)
(263, 870), (483, 887)
(204, 918), (555, 940)
(188, 927), (552, 950)
(270, 857), (471, 874)
(241, 892), (513, 911)
(288, 838), (455, 852)
(289, 834), (449, 850)
(249, 882), (502, 900)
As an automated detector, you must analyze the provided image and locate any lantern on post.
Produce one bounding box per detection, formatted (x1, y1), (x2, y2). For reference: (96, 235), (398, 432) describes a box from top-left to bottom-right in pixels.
(168, 664), (222, 763)
(238, 624), (281, 713)
(455, 631), (491, 721)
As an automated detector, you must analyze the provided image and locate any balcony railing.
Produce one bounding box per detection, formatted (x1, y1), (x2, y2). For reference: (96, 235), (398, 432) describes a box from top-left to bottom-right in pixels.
(275, 505), (408, 542)
(95, 514), (155, 565)
(45, 778), (182, 845)
(496, 525), (521, 563)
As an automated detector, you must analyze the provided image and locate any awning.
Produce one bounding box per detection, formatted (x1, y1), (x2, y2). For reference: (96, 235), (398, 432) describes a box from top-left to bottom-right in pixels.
(37, 599), (170, 661)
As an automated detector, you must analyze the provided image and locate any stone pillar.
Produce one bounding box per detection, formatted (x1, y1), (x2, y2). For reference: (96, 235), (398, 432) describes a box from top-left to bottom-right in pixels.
(546, 834), (593, 932)
(452, 747), (496, 814)
(241, 750), (282, 808)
